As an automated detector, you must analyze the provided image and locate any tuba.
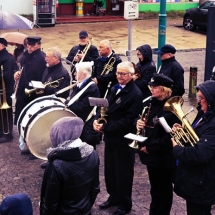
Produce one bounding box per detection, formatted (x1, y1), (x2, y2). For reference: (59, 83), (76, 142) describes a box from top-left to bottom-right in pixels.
(0, 65), (11, 134)
(97, 81), (112, 124)
(25, 77), (64, 96)
(100, 57), (116, 75)
(129, 103), (151, 149)
(163, 96), (199, 147)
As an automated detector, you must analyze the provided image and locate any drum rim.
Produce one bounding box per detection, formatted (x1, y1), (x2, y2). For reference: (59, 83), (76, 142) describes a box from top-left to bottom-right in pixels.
(17, 95), (61, 135)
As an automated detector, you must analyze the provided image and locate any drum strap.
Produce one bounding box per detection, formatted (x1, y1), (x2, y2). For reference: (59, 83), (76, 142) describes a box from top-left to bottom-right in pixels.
(67, 81), (95, 107)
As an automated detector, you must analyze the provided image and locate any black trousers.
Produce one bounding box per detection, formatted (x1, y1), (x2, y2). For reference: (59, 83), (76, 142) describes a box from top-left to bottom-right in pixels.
(0, 95), (13, 138)
(104, 142), (135, 210)
(186, 201), (212, 215)
(147, 166), (174, 215)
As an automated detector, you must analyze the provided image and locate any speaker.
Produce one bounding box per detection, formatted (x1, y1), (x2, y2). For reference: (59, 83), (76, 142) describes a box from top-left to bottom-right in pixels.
(204, 6), (215, 81)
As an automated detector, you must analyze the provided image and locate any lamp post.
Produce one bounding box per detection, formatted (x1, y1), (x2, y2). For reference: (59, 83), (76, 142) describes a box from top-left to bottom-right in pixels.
(157, 0), (167, 68)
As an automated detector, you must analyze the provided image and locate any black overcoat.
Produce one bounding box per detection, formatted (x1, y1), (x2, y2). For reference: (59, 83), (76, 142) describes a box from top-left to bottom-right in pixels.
(41, 62), (71, 99)
(67, 78), (100, 121)
(92, 52), (122, 97)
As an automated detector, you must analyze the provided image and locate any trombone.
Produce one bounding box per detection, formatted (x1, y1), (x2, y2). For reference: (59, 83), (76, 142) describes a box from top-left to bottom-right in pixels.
(25, 77), (64, 96)
(0, 66), (11, 134)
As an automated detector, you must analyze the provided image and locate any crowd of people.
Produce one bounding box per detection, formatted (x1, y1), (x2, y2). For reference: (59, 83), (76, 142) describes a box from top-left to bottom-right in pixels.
(0, 29), (215, 215)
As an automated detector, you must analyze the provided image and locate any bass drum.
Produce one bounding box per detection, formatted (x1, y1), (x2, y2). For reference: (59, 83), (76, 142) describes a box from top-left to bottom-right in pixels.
(17, 95), (76, 160)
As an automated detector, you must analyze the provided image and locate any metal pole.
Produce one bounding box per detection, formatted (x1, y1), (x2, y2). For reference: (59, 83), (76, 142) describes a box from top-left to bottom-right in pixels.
(127, 19), (132, 61)
(189, 67), (198, 97)
(157, 0), (167, 68)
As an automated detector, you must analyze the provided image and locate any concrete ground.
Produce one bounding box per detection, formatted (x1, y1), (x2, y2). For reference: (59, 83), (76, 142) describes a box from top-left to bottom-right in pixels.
(0, 18), (212, 214)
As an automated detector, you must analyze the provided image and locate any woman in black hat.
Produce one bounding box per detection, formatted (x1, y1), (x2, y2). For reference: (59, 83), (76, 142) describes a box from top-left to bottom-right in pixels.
(172, 80), (215, 215)
(136, 73), (180, 215)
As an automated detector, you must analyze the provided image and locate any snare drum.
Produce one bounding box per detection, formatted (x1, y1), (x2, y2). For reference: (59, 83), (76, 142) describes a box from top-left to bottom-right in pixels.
(17, 95), (76, 160)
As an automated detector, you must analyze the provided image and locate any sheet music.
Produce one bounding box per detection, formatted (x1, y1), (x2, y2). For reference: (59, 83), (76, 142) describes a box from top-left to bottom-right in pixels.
(158, 117), (172, 133)
(89, 97), (109, 107)
(124, 133), (148, 142)
(30, 81), (45, 89)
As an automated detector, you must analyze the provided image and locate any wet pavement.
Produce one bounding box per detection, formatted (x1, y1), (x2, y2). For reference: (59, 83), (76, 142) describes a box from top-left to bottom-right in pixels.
(0, 18), (212, 214)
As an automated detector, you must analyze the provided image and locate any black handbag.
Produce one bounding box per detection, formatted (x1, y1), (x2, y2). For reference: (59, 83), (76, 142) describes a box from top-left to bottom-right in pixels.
(80, 116), (102, 148)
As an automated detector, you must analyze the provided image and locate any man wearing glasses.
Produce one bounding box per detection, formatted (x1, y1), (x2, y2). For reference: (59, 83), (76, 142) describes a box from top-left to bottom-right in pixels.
(93, 61), (142, 215)
(66, 30), (99, 80)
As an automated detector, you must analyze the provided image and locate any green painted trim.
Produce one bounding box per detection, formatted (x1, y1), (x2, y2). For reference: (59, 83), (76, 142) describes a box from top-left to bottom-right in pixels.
(139, 2), (198, 12)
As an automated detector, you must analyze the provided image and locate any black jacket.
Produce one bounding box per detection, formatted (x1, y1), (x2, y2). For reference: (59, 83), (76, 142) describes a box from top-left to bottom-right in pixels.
(40, 143), (100, 215)
(160, 57), (185, 97)
(96, 80), (142, 146)
(136, 45), (156, 100)
(0, 48), (15, 95)
(41, 62), (71, 99)
(67, 78), (100, 121)
(16, 49), (46, 100)
(92, 52), (122, 97)
(138, 97), (180, 168)
(173, 80), (215, 205)
(66, 44), (99, 64)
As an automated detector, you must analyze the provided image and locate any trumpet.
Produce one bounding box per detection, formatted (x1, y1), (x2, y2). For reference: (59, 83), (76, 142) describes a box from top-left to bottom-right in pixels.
(129, 103), (151, 149)
(11, 67), (23, 99)
(163, 96), (199, 146)
(0, 66), (11, 134)
(100, 57), (116, 75)
(25, 77), (64, 96)
(97, 81), (112, 124)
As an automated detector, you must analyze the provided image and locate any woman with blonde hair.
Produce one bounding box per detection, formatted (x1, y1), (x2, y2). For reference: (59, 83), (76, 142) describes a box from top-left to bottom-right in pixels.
(136, 73), (180, 215)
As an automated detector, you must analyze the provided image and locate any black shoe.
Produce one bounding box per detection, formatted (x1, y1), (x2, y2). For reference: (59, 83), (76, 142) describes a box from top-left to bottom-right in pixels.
(21, 149), (31, 155)
(99, 200), (116, 209)
(0, 136), (13, 143)
(112, 208), (131, 215)
(28, 154), (38, 160)
(40, 162), (48, 169)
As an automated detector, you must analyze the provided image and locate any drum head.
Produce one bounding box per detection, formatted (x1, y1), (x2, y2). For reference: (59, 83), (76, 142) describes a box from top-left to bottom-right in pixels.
(26, 108), (76, 160)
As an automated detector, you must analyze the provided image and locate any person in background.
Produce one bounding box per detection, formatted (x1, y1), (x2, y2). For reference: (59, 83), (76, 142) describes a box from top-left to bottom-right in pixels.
(134, 44), (156, 100)
(0, 193), (33, 215)
(14, 36), (46, 125)
(0, 38), (15, 143)
(92, 39), (122, 97)
(93, 61), (142, 215)
(155, 44), (185, 97)
(172, 80), (215, 215)
(136, 73), (180, 215)
(41, 47), (70, 99)
(40, 117), (100, 215)
(66, 30), (99, 80)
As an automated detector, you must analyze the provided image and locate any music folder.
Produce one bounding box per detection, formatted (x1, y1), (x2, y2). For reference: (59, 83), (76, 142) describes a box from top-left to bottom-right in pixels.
(29, 81), (45, 89)
(89, 97), (109, 107)
(124, 133), (148, 142)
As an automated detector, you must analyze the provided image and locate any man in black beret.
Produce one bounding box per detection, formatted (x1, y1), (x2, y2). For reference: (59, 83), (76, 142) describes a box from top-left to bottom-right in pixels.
(66, 30), (99, 80)
(13, 35), (46, 157)
(0, 38), (15, 143)
(155, 44), (185, 97)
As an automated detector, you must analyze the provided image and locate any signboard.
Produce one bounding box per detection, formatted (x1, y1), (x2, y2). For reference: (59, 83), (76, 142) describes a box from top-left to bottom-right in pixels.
(124, 1), (139, 20)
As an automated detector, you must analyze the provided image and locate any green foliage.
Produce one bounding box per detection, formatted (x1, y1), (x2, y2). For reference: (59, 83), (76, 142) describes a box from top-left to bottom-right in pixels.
(139, 10), (184, 19)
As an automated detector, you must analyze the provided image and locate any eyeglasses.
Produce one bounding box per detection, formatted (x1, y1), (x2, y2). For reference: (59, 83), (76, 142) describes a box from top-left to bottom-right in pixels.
(196, 96), (206, 101)
(116, 72), (129, 76)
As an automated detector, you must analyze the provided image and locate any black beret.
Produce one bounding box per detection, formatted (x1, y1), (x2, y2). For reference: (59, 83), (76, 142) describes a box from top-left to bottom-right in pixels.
(155, 44), (176, 55)
(27, 36), (41, 45)
(148, 73), (174, 88)
(0, 38), (8, 47)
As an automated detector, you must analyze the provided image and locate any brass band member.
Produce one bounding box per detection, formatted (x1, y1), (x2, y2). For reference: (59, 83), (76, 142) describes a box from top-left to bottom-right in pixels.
(136, 74), (180, 215)
(172, 80), (215, 215)
(93, 61), (142, 215)
(0, 38), (15, 143)
(66, 61), (100, 122)
(92, 39), (122, 97)
(41, 47), (70, 99)
(66, 30), (99, 79)
(14, 36), (46, 125)
(134, 44), (156, 100)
